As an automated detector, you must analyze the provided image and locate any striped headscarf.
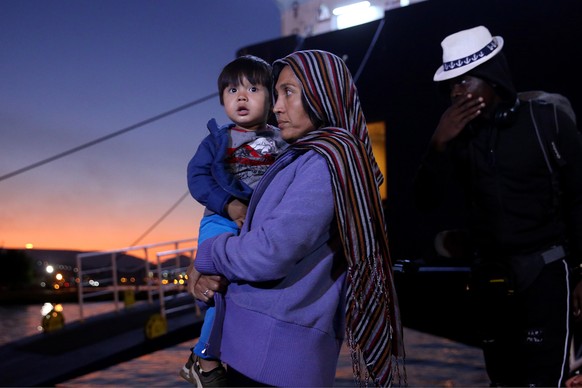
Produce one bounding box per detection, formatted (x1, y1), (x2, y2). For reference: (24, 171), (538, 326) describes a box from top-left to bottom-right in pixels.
(273, 50), (405, 386)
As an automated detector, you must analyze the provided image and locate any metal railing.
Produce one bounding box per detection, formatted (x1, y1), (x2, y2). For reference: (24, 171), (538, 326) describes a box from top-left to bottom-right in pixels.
(155, 246), (198, 318)
(75, 238), (197, 321)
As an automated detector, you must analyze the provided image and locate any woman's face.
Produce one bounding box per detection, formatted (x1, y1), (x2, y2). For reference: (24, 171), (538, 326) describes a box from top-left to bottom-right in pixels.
(273, 65), (316, 143)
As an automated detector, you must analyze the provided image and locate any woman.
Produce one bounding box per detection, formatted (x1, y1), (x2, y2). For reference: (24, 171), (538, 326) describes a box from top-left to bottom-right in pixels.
(190, 50), (405, 386)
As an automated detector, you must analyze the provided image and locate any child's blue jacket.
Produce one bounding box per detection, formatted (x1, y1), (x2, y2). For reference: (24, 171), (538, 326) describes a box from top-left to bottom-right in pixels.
(187, 118), (254, 218)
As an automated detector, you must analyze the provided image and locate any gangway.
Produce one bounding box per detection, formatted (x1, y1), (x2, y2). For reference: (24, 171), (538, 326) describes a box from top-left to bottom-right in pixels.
(76, 238), (198, 321)
(0, 239), (203, 387)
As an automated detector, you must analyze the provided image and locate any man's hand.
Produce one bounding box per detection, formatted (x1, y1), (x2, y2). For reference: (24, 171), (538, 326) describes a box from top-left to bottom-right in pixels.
(431, 94), (485, 151)
(226, 199), (248, 229)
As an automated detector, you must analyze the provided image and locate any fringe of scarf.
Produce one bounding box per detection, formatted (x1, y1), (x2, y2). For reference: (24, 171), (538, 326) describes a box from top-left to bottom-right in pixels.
(274, 50), (405, 386)
(292, 128), (405, 386)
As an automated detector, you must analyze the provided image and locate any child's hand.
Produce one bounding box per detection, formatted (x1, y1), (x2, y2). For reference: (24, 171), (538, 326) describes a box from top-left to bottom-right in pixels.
(226, 199), (247, 228)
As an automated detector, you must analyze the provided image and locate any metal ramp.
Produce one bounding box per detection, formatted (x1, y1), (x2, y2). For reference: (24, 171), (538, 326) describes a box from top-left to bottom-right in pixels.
(0, 292), (202, 386)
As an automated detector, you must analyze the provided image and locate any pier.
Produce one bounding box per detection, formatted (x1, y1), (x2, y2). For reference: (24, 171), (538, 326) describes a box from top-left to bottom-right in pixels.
(0, 293), (200, 386)
(0, 238), (484, 386)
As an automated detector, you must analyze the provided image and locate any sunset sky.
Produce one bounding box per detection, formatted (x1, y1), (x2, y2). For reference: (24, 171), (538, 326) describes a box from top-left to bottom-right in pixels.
(0, 0), (281, 251)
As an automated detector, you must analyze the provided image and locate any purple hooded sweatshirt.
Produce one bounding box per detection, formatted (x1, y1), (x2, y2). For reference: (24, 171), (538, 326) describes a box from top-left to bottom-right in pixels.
(195, 149), (347, 387)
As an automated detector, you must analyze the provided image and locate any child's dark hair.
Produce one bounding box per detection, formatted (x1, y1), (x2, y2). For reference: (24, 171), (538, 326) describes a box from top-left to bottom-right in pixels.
(218, 55), (272, 105)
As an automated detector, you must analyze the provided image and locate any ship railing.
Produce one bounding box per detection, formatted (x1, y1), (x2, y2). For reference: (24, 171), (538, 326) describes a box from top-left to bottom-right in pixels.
(75, 237), (197, 321)
(154, 246), (199, 319)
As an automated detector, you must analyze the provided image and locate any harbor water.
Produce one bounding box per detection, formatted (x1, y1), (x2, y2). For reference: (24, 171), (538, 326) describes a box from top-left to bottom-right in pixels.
(58, 328), (490, 387)
(0, 302), (490, 386)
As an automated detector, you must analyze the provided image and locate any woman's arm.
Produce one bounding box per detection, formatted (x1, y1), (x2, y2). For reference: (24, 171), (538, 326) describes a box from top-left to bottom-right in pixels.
(195, 152), (336, 283)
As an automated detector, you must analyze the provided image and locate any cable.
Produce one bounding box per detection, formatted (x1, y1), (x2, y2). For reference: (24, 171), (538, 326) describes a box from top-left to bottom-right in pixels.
(128, 190), (191, 247)
(3, 20), (388, 246)
(0, 92), (219, 183)
(128, 21), (387, 246)
(353, 18), (385, 83)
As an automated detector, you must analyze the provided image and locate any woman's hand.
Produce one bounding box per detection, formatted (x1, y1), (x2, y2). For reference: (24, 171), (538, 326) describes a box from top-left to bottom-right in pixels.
(186, 260), (228, 302)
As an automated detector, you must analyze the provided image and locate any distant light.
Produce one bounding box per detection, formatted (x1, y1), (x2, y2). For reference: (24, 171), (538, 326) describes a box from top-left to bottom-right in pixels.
(55, 273), (63, 281)
(333, 1), (370, 16)
(401, 0), (410, 5)
(46, 265), (54, 274)
(41, 302), (53, 316)
(25, 243), (34, 249)
(336, 5), (383, 30)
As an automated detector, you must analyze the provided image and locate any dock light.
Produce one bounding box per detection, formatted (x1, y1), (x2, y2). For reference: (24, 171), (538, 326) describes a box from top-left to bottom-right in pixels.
(41, 303), (53, 316)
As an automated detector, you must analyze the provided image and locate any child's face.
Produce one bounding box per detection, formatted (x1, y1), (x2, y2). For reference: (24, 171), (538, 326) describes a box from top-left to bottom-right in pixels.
(222, 76), (270, 130)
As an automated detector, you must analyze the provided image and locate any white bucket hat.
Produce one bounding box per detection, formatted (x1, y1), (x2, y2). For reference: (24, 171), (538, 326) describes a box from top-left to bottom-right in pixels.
(433, 25), (504, 82)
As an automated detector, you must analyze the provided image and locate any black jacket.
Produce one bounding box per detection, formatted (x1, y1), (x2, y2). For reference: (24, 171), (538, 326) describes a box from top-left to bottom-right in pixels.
(415, 100), (582, 262)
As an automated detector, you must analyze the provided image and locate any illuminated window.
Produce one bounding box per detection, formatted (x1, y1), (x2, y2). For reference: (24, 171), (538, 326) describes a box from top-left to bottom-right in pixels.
(368, 121), (387, 200)
(333, 1), (384, 30)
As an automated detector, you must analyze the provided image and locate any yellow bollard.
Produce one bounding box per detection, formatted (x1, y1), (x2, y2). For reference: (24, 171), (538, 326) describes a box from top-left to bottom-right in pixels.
(41, 304), (65, 333)
(144, 313), (167, 339)
(124, 288), (135, 308)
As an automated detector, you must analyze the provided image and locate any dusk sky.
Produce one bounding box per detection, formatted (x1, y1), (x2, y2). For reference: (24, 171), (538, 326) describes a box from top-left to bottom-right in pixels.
(0, 0), (281, 251)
